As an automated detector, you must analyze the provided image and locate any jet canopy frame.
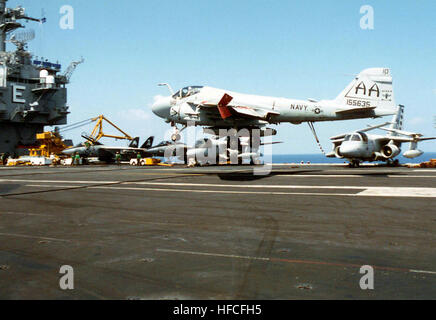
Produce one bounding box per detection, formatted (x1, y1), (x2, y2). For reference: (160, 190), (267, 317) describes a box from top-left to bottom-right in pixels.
(172, 86), (203, 99)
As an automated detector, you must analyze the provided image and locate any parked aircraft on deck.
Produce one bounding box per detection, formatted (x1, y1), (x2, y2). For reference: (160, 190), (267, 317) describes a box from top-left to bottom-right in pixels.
(326, 105), (436, 167)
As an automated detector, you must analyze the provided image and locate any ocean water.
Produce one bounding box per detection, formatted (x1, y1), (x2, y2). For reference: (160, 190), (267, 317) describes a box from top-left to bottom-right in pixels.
(270, 152), (436, 164)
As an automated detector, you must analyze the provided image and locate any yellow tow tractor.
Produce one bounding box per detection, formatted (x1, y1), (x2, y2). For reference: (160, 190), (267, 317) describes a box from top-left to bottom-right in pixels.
(27, 131), (71, 164)
(7, 129), (71, 166)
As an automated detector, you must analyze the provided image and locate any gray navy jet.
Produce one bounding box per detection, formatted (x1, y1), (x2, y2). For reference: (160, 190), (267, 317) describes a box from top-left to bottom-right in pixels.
(62, 137), (154, 162)
(63, 136), (188, 162)
(327, 105), (436, 167)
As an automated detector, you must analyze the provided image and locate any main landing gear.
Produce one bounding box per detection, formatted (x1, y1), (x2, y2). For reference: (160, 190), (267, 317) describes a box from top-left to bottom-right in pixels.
(349, 160), (360, 168)
(386, 159), (400, 167)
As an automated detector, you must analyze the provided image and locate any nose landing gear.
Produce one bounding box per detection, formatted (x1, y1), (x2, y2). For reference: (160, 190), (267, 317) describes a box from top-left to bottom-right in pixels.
(170, 122), (186, 142)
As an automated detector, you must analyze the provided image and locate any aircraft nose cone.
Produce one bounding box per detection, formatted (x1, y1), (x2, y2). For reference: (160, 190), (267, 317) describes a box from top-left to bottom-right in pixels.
(62, 148), (74, 155)
(339, 143), (360, 157)
(152, 96), (172, 119)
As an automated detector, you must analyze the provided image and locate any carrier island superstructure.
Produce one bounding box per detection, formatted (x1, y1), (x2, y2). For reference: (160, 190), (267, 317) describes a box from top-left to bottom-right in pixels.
(0, 0), (81, 156)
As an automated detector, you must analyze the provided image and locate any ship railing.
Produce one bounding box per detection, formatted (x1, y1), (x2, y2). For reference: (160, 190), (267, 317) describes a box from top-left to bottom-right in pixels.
(33, 83), (61, 90)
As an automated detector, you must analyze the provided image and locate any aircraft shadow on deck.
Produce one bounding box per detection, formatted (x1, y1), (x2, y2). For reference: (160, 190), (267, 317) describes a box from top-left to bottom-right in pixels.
(0, 184), (21, 195)
(215, 169), (400, 181)
(216, 170), (322, 181)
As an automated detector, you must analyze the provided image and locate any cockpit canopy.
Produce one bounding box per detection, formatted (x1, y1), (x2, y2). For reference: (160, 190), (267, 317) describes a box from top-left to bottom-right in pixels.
(154, 141), (171, 148)
(172, 86), (203, 99)
(344, 132), (368, 142)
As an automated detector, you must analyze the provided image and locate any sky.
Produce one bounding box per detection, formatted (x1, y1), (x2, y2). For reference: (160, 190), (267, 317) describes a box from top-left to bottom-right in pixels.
(10, 0), (436, 154)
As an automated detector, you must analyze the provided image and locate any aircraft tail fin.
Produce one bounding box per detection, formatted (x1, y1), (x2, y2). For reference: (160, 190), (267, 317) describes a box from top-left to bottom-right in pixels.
(335, 68), (396, 116)
(141, 136), (154, 149)
(388, 105), (404, 134)
(129, 137), (139, 148)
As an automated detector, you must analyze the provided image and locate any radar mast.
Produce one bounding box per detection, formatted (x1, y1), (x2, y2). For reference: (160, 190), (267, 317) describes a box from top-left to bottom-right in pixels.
(0, 0), (40, 52)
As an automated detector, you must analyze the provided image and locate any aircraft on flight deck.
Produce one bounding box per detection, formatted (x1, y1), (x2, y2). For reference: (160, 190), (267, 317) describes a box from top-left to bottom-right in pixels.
(326, 105), (436, 167)
(152, 68), (398, 146)
(63, 136), (188, 162)
(62, 136), (154, 162)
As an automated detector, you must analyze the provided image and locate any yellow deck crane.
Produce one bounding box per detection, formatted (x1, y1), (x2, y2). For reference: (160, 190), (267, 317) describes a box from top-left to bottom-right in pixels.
(13, 115), (135, 166)
(82, 115), (133, 144)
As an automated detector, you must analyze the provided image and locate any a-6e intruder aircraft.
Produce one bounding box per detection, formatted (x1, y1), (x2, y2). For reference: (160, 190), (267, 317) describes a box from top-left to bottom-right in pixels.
(326, 105), (436, 167)
(152, 68), (398, 152)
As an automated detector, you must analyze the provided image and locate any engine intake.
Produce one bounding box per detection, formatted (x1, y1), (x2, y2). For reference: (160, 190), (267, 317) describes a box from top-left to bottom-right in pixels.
(381, 144), (400, 159)
(334, 145), (344, 158)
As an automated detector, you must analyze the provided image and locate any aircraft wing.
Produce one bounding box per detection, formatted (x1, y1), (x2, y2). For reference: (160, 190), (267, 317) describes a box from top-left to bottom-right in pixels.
(374, 137), (415, 143)
(230, 105), (280, 119)
(378, 127), (427, 137)
(101, 146), (146, 152)
(374, 136), (436, 143)
(199, 93), (280, 120)
(330, 122), (391, 140)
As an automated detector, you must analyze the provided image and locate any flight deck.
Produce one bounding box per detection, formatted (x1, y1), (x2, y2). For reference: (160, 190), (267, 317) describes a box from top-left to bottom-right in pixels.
(0, 164), (435, 299)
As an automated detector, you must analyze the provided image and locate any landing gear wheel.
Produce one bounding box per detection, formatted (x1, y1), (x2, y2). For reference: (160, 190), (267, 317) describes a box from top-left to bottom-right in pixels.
(349, 160), (360, 168)
(393, 159), (400, 167)
(187, 158), (198, 167)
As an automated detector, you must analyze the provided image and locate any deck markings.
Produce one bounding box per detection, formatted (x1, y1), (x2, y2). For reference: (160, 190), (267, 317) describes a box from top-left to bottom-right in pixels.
(410, 269), (436, 275)
(157, 248), (270, 262)
(0, 232), (70, 242)
(118, 219), (186, 227)
(1, 176), (435, 198)
(0, 179), (119, 184)
(157, 248), (436, 275)
(125, 182), (436, 198)
(2, 211), (51, 217)
(87, 185), (436, 198)
(128, 181), (436, 190)
(90, 186), (355, 197)
(25, 184), (81, 188)
(277, 175), (436, 178)
(0, 172), (434, 184)
(18, 182), (436, 198)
